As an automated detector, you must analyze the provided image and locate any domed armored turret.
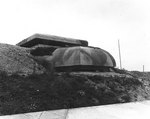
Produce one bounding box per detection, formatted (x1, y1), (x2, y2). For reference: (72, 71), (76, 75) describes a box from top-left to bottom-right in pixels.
(52, 46), (116, 72)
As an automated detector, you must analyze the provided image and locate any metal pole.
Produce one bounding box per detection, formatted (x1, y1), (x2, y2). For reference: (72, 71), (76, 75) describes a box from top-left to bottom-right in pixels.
(143, 65), (144, 72)
(118, 40), (122, 69)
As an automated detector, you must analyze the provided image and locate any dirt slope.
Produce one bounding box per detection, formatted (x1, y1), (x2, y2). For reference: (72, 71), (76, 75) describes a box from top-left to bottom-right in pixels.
(0, 43), (45, 75)
(0, 71), (150, 115)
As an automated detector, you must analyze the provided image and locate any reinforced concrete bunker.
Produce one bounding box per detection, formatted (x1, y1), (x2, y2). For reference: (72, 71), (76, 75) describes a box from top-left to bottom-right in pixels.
(17, 33), (116, 72)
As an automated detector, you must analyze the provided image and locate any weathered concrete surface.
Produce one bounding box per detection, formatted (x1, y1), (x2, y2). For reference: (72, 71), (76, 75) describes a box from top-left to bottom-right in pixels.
(17, 33), (88, 47)
(51, 46), (116, 67)
(0, 43), (45, 75)
(1, 100), (150, 119)
(69, 72), (133, 78)
(30, 44), (58, 56)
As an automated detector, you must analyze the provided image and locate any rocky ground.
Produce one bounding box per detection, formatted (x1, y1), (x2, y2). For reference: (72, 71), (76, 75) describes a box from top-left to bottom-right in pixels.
(0, 70), (150, 115)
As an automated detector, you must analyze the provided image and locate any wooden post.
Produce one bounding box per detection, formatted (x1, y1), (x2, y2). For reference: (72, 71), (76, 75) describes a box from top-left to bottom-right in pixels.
(118, 39), (122, 69)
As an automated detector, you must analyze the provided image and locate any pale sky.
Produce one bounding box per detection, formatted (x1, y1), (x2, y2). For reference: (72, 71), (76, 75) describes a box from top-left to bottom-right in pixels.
(0, 0), (150, 71)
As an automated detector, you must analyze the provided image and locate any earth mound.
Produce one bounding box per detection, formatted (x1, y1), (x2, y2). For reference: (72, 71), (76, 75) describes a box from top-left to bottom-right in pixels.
(0, 43), (45, 75)
(0, 71), (149, 115)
